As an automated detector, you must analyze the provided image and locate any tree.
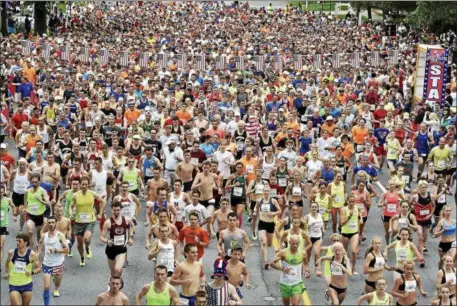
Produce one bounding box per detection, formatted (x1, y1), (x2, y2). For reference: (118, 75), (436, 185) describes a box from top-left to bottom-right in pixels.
(407, 1), (457, 33)
(34, 1), (47, 36)
(1, 1), (7, 36)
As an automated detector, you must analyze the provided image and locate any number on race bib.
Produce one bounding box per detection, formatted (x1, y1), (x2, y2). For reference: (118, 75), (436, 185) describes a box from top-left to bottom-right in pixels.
(292, 187), (301, 196)
(79, 213), (91, 222)
(233, 187), (243, 197)
(14, 261), (26, 273)
(279, 178), (287, 187)
(260, 204), (270, 212)
(419, 209), (429, 216)
(386, 204), (397, 213)
(114, 235), (125, 246)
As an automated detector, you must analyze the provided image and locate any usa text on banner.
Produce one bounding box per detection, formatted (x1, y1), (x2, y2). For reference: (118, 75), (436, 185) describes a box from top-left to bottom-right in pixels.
(422, 48), (449, 104)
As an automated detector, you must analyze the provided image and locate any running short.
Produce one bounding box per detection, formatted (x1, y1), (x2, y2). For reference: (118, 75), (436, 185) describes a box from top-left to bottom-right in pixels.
(365, 279), (376, 290)
(396, 302), (417, 306)
(175, 221), (184, 232)
(12, 192), (25, 207)
(143, 176), (153, 185)
(200, 199), (214, 208)
(236, 287), (244, 299)
(435, 169), (447, 176)
(106, 176), (114, 185)
(0, 227), (9, 235)
(183, 181), (193, 192)
(230, 197), (245, 207)
(9, 282), (33, 293)
(27, 213), (45, 227)
(381, 215), (392, 222)
(42, 263), (64, 275)
(74, 222), (95, 236)
(179, 293), (196, 306)
(448, 168), (457, 176)
(417, 219), (432, 227)
(279, 282), (305, 298)
(130, 189), (139, 196)
(438, 240), (456, 253)
(341, 232), (358, 239)
(290, 200), (303, 207)
(374, 146), (386, 156)
(105, 245), (127, 261)
(329, 283), (347, 295)
(258, 220), (275, 234)
(434, 203), (446, 217)
(310, 236), (322, 244)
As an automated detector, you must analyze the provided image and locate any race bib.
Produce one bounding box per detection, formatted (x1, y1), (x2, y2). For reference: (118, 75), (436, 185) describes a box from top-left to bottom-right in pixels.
(79, 213), (91, 222)
(301, 114), (307, 122)
(404, 280), (416, 293)
(398, 218), (408, 229)
(398, 249), (407, 261)
(191, 158), (199, 165)
(14, 261), (26, 273)
(128, 181), (135, 190)
(278, 178), (287, 187)
(246, 165), (254, 174)
(330, 263), (342, 276)
(94, 186), (105, 195)
(437, 160), (446, 168)
(114, 235), (125, 246)
(16, 182), (28, 194)
(233, 187), (243, 197)
(145, 168), (153, 177)
(402, 175), (410, 184)
(388, 149), (396, 156)
(446, 273), (456, 285)
(419, 209), (429, 216)
(357, 203), (365, 214)
(386, 204), (397, 213)
(310, 227), (321, 237)
(356, 145), (364, 153)
(319, 206), (326, 215)
(347, 220), (357, 230)
(270, 189), (278, 197)
(437, 194), (446, 203)
(255, 185), (264, 194)
(370, 104), (376, 111)
(260, 204), (270, 212)
(236, 142), (244, 151)
(292, 187), (301, 196)
(121, 206), (132, 217)
(333, 195), (342, 203)
(0, 211), (5, 221)
(29, 204), (39, 214)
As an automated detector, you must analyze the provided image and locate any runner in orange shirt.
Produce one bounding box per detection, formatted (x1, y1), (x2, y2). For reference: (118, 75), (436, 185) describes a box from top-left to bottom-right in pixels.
(238, 147), (258, 184)
(123, 101), (141, 128)
(352, 118), (369, 158)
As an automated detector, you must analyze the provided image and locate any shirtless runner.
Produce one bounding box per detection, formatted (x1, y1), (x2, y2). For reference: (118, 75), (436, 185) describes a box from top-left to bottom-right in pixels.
(170, 243), (206, 306)
(209, 198), (232, 240)
(146, 208), (179, 249)
(95, 276), (129, 305)
(176, 150), (198, 194)
(146, 167), (169, 221)
(227, 247), (251, 300)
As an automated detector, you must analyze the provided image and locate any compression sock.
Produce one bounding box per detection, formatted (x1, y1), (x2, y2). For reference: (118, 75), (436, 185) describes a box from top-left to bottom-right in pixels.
(43, 289), (50, 306)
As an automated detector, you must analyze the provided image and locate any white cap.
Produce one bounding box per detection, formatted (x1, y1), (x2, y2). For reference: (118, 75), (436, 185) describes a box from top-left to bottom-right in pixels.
(0, 143), (6, 149)
(326, 115), (334, 121)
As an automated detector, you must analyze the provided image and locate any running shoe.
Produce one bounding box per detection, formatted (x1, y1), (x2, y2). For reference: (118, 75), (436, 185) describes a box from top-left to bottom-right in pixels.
(423, 247), (428, 253)
(86, 247), (92, 259)
(123, 260), (129, 268)
(252, 231), (257, 240)
(420, 259), (425, 268)
(79, 259), (85, 267)
(68, 250), (73, 257)
(53, 289), (60, 297)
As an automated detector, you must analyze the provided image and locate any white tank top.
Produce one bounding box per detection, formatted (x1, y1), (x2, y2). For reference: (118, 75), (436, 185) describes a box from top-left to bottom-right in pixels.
(91, 169), (107, 196)
(37, 125), (49, 144)
(30, 161), (44, 175)
(43, 231), (65, 266)
(119, 194), (135, 218)
(156, 239), (175, 272)
(169, 192), (185, 222)
(262, 156), (275, 180)
(101, 151), (114, 171)
(307, 213), (324, 238)
(13, 170), (29, 194)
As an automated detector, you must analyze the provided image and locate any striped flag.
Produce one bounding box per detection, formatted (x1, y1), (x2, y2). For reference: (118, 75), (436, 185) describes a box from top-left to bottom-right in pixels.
(176, 54), (187, 69)
(253, 55), (265, 71)
(351, 52), (360, 68)
(61, 44), (70, 61)
(196, 54), (206, 71)
(388, 50), (399, 65)
(79, 46), (90, 63)
(139, 52), (149, 67)
(215, 55), (226, 70)
(119, 51), (129, 66)
(21, 40), (32, 55)
(293, 54), (303, 70)
(41, 43), (51, 60)
(100, 48), (109, 65)
(312, 54), (322, 70)
(235, 56), (244, 70)
(274, 55), (283, 72)
(370, 52), (380, 66)
(157, 53), (168, 68)
(332, 53), (341, 68)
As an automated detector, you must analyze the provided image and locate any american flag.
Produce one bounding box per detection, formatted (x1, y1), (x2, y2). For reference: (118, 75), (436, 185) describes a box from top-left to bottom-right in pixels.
(351, 52), (360, 68)
(389, 50), (399, 65)
(41, 43), (51, 60)
(235, 56), (244, 70)
(370, 52), (380, 66)
(157, 53), (168, 68)
(61, 44), (70, 61)
(274, 55), (283, 72)
(312, 54), (322, 70)
(253, 55), (265, 71)
(176, 54), (187, 69)
(215, 55), (226, 70)
(332, 53), (341, 68)
(293, 54), (303, 70)
(119, 51), (129, 66)
(21, 40), (33, 55)
(196, 54), (206, 71)
(99, 48), (109, 65)
(139, 52), (149, 67)
(79, 46), (90, 63)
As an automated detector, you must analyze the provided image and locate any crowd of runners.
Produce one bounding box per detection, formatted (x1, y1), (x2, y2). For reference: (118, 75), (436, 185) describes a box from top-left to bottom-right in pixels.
(0, 1), (456, 305)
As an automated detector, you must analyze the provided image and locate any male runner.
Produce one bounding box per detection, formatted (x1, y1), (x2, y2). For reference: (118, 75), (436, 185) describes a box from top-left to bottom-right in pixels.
(100, 201), (135, 282)
(113, 182), (141, 225)
(217, 212), (250, 260)
(168, 179), (192, 232)
(118, 155), (143, 196)
(209, 198), (232, 239)
(170, 243), (206, 306)
(10, 158), (30, 230)
(70, 176), (106, 266)
(175, 149), (199, 193)
(136, 265), (180, 305)
(148, 225), (178, 278)
(145, 208), (179, 249)
(95, 276), (129, 305)
(38, 216), (69, 303)
(226, 247), (251, 300)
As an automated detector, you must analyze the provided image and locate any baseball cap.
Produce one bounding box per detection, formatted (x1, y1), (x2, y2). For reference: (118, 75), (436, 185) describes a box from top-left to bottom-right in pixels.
(0, 143), (6, 149)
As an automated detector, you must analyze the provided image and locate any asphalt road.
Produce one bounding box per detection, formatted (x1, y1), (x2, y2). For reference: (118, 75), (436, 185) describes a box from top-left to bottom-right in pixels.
(1, 141), (455, 306)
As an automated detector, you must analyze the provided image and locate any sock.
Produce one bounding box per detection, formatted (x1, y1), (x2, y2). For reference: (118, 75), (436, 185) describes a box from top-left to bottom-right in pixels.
(43, 289), (50, 306)
(239, 213), (243, 227)
(81, 256), (85, 262)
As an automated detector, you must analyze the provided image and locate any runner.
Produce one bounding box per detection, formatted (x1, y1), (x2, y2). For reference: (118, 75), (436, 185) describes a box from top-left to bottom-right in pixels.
(1, 185), (16, 268)
(175, 150), (198, 193)
(431, 286), (456, 306)
(246, 169), (265, 239)
(435, 255), (456, 299)
(4, 232), (41, 306)
(170, 243), (206, 306)
(226, 162), (248, 225)
(146, 208), (179, 250)
(356, 278), (393, 305)
(112, 182), (141, 226)
(95, 276), (129, 306)
(38, 216), (69, 303)
(433, 205), (456, 266)
(178, 212), (210, 262)
(340, 194), (362, 274)
(205, 258), (242, 306)
(278, 217), (312, 254)
(217, 212), (250, 261)
(328, 171), (346, 233)
(377, 180), (405, 244)
(135, 265), (180, 305)
(285, 170), (307, 217)
(363, 237), (390, 294)
(303, 202), (325, 267)
(70, 176), (106, 266)
(168, 179), (192, 232)
(117, 155), (143, 197)
(57, 179), (79, 256)
(10, 158), (30, 230)
(391, 261), (428, 306)
(209, 198), (231, 239)
(226, 247), (251, 300)
(148, 225), (178, 279)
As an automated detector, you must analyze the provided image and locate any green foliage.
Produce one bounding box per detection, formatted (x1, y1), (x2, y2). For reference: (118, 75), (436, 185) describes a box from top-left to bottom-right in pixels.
(406, 1), (457, 33)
